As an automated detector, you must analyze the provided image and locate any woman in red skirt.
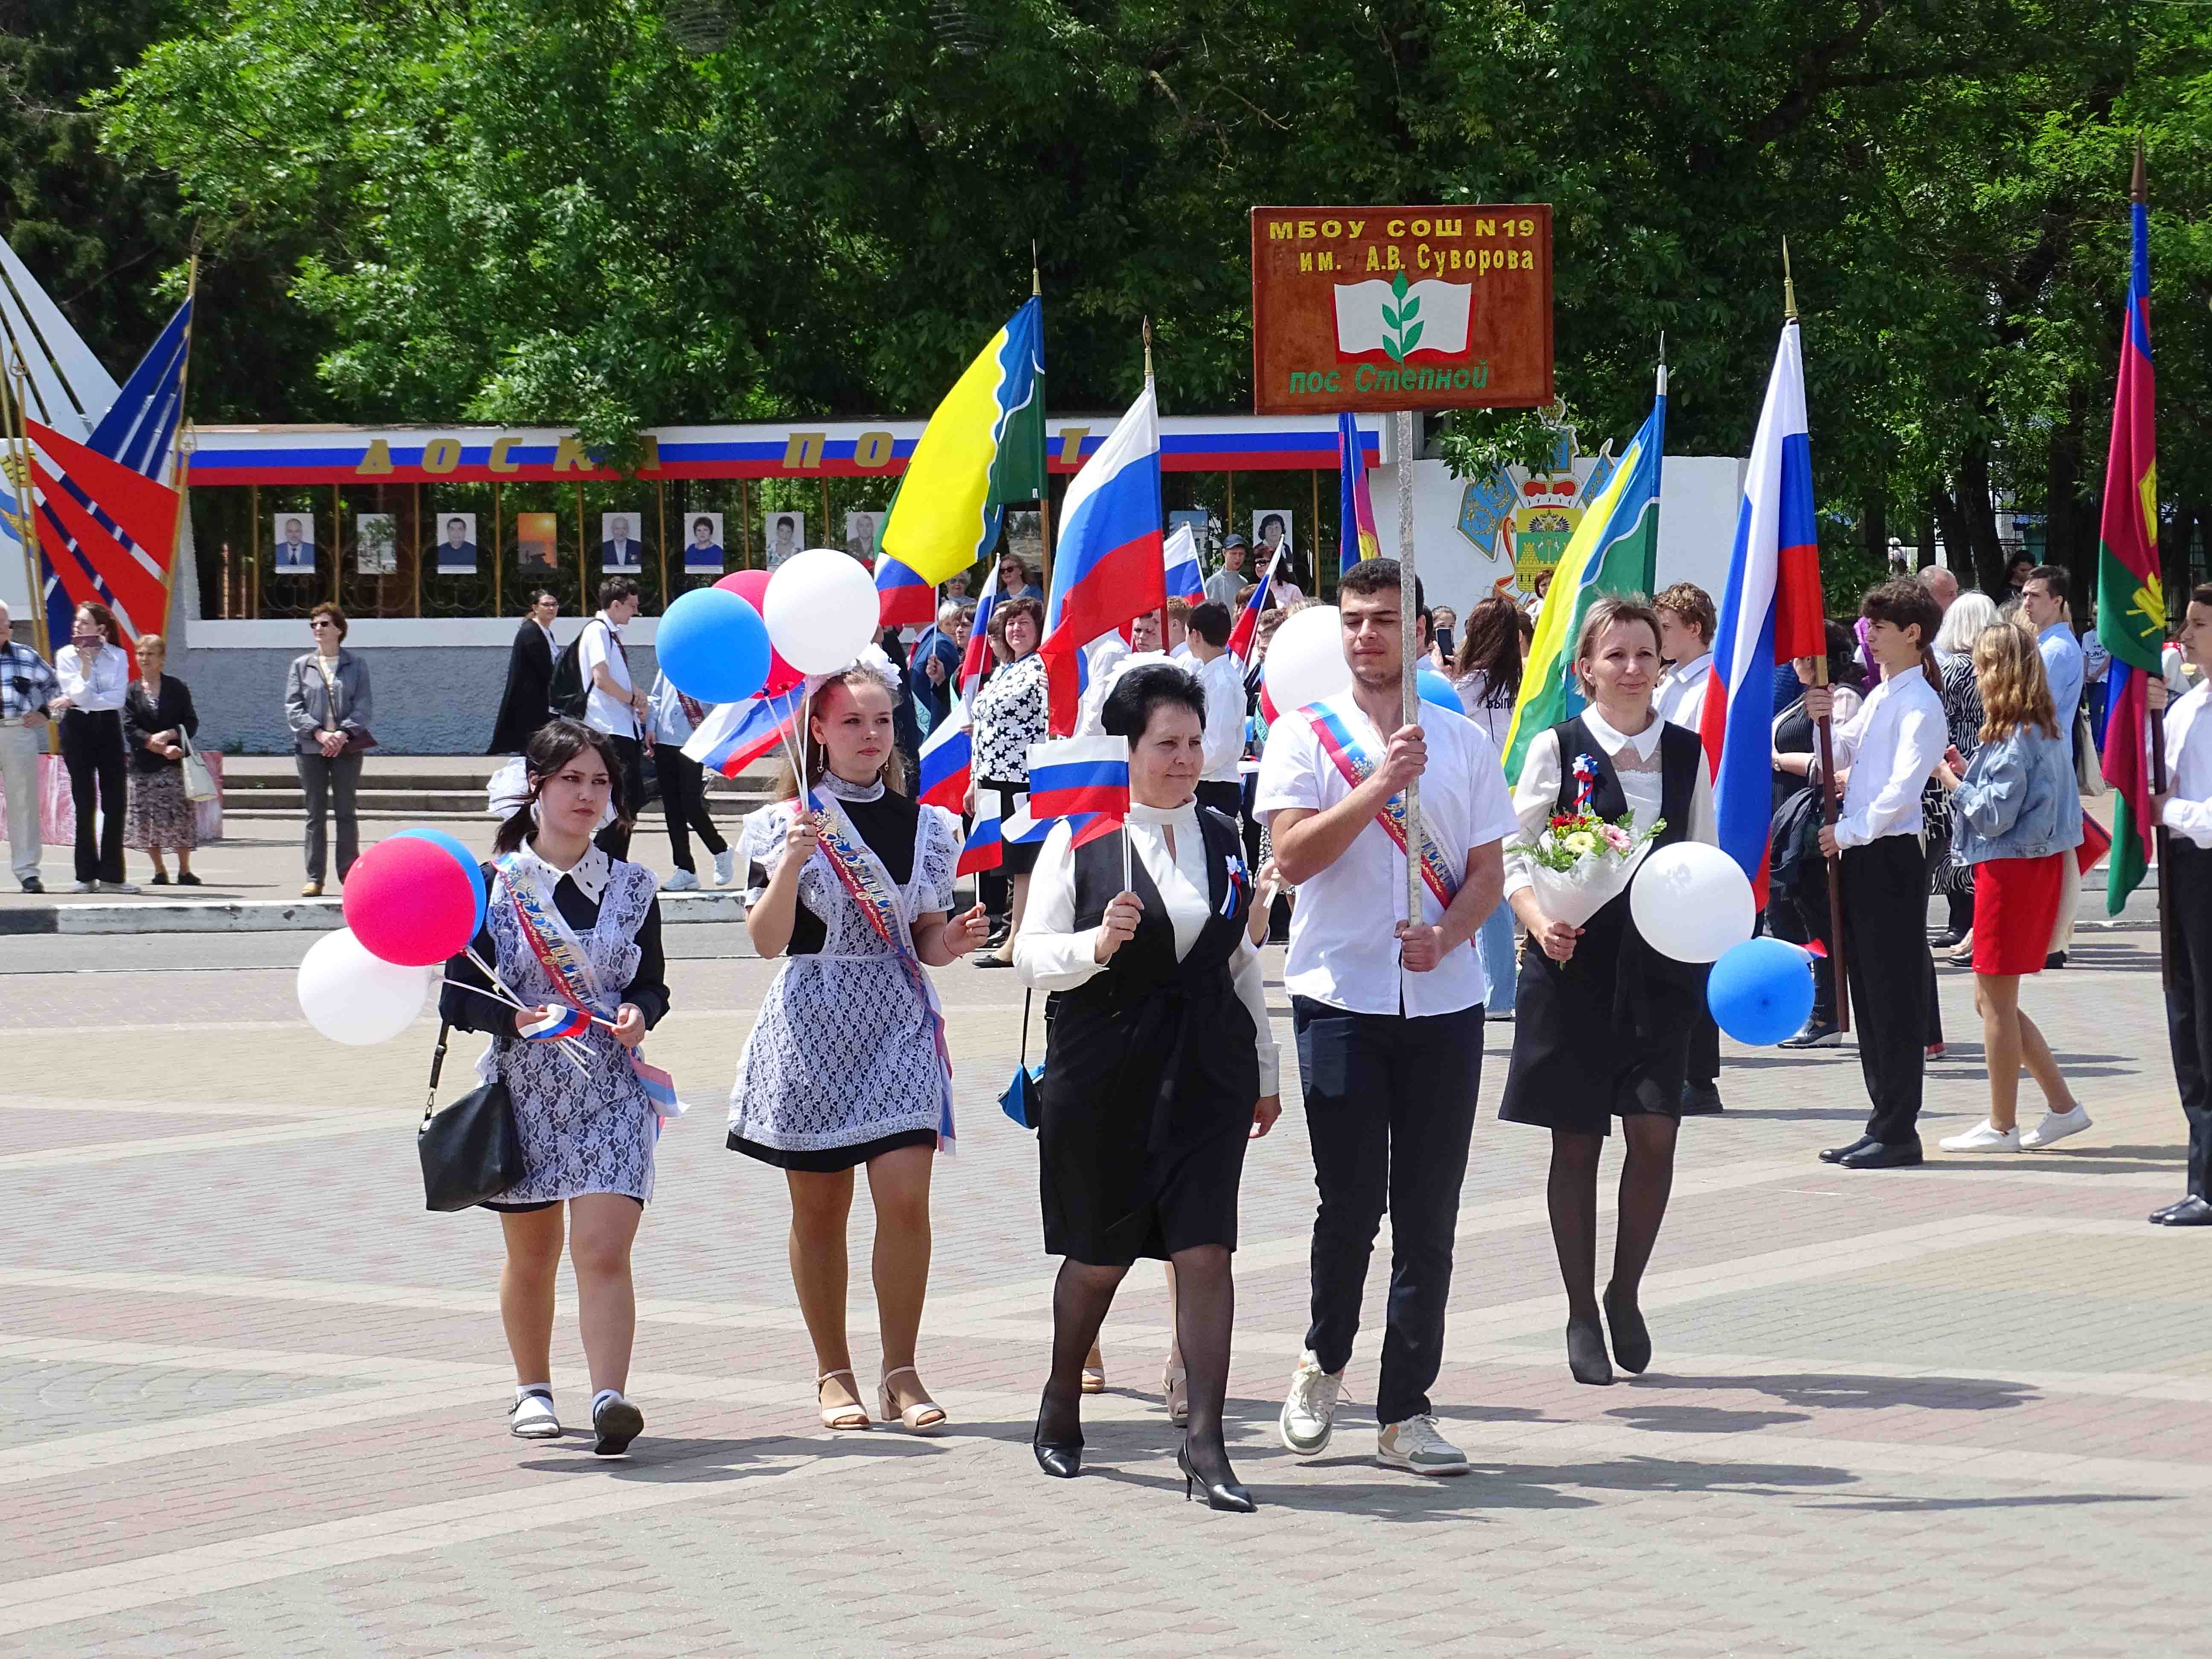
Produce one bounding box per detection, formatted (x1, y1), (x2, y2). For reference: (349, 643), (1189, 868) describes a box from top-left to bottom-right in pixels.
(1930, 623), (2090, 1152)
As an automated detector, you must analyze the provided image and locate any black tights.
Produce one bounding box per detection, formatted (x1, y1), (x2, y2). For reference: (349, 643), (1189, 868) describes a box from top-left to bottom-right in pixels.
(1039, 1245), (1238, 1483)
(1544, 1116), (1678, 1321)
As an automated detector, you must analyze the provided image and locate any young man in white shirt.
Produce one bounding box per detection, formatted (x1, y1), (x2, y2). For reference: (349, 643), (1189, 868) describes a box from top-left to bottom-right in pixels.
(1255, 558), (1518, 1476)
(1185, 601), (1247, 819)
(2148, 584), (2212, 1225)
(1653, 583), (1724, 1114)
(579, 576), (649, 859)
(1804, 580), (1949, 1169)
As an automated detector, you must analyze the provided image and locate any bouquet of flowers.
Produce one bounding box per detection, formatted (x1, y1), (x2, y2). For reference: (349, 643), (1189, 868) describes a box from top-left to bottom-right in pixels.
(1524, 754), (1666, 927)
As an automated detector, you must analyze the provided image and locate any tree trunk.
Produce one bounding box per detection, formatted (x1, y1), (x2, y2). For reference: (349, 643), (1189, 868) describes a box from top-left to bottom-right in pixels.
(1930, 486), (1981, 594)
(1945, 442), (2007, 596)
(2045, 388), (2098, 580)
(1862, 492), (1889, 568)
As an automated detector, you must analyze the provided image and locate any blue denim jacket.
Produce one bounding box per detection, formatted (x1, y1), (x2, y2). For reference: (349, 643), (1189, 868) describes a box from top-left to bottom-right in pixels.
(1949, 724), (2084, 865)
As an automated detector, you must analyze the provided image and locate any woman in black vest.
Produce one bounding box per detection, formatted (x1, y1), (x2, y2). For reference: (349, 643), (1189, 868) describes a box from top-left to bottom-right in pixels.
(1499, 596), (1719, 1388)
(1014, 664), (1281, 1510)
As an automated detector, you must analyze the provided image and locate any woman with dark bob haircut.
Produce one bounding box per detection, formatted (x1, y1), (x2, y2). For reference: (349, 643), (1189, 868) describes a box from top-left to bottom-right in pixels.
(1015, 663), (1281, 1510)
(439, 718), (672, 1457)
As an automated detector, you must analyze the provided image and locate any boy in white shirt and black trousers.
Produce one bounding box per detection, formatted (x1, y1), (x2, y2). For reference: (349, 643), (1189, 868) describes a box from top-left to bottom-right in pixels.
(1255, 559), (1519, 1476)
(2148, 584), (2212, 1225)
(1805, 579), (1949, 1170)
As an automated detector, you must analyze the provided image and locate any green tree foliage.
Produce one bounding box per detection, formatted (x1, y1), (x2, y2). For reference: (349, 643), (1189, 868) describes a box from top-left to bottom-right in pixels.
(81, 0), (2212, 594)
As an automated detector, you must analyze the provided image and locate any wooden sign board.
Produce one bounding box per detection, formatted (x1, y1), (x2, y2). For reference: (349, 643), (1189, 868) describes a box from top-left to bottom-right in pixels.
(1249, 205), (1554, 416)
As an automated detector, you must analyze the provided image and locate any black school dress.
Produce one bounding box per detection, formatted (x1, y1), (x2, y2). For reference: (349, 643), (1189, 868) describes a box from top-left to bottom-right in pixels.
(1499, 716), (1706, 1135)
(1037, 806), (1261, 1266)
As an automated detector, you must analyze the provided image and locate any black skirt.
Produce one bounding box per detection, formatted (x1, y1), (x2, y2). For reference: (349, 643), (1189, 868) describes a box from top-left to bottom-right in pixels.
(728, 1127), (937, 1173)
(980, 778), (1042, 876)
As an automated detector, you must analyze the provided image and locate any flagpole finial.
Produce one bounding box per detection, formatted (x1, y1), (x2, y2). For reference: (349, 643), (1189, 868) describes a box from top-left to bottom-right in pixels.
(2132, 137), (2147, 205)
(1031, 240), (1040, 297)
(1781, 239), (1799, 323)
(1141, 316), (1153, 384)
(1656, 331), (1668, 396)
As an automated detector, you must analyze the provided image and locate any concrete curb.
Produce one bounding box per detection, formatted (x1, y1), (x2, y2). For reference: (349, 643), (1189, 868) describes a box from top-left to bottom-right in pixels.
(2, 889), (751, 936)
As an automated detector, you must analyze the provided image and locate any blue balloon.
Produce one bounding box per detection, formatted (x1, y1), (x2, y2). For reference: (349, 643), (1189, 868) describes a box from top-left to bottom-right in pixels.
(392, 827), (487, 937)
(657, 587), (771, 704)
(1417, 667), (1464, 714)
(1707, 937), (1816, 1045)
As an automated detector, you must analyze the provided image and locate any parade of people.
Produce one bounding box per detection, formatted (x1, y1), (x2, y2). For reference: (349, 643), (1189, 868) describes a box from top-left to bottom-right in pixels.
(6, 21), (2211, 1644)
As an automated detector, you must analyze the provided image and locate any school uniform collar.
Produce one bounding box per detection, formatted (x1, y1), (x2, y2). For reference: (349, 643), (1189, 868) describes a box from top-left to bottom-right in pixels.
(1580, 705), (1666, 763)
(512, 839), (611, 904)
(1127, 797), (1196, 827)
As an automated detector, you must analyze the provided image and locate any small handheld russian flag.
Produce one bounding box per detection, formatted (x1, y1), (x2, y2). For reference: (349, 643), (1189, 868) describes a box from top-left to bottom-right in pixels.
(957, 790), (1004, 876)
(1025, 736), (1130, 822)
(521, 1005), (592, 1043)
(916, 713), (973, 812)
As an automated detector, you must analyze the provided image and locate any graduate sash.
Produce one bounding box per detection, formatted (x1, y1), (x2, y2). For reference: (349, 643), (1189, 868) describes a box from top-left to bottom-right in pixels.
(494, 853), (684, 1124)
(805, 794), (958, 1154)
(1303, 704), (1461, 911)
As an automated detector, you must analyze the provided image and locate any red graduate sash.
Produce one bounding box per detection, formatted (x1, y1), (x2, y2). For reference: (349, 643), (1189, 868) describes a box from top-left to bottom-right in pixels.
(1303, 704), (1461, 912)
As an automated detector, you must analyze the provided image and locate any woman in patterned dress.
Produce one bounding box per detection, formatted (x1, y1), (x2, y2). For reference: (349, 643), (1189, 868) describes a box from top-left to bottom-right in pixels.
(731, 658), (991, 1433)
(121, 634), (201, 884)
(439, 719), (672, 1457)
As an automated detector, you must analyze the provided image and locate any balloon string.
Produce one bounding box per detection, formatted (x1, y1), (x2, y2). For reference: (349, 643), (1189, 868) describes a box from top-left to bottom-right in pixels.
(458, 946), (593, 1074)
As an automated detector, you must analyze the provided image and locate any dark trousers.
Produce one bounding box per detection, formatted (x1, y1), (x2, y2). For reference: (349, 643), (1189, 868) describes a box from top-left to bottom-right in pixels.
(1196, 780), (1243, 820)
(595, 734), (646, 861)
(1293, 996), (1485, 1426)
(1839, 834), (1932, 1145)
(295, 749), (363, 884)
(657, 746), (726, 872)
(2167, 841), (2212, 1198)
(61, 709), (126, 884)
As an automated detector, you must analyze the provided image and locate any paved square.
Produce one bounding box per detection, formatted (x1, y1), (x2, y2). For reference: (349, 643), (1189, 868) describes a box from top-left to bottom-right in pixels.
(2, 923), (2205, 1656)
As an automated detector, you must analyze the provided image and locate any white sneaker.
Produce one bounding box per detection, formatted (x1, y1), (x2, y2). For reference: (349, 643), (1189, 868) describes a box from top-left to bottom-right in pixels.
(664, 867), (701, 891)
(1377, 1414), (1470, 1477)
(508, 1389), (560, 1439)
(2020, 1105), (2093, 1150)
(1939, 1121), (2020, 1153)
(71, 880), (96, 893)
(1279, 1349), (1344, 1455)
(97, 880), (140, 894)
(713, 847), (736, 888)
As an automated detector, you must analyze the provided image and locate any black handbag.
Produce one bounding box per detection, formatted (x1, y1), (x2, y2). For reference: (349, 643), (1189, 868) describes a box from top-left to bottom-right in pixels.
(418, 1020), (526, 1212)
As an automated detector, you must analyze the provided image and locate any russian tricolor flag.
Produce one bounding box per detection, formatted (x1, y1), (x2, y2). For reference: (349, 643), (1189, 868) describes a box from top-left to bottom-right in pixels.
(1040, 382), (1166, 734)
(1025, 736), (1131, 822)
(521, 1005), (592, 1043)
(682, 687), (806, 779)
(958, 561), (1002, 708)
(916, 712), (972, 811)
(1699, 318), (1827, 899)
(876, 554), (937, 629)
(1226, 543), (1281, 663)
(1163, 521), (1205, 604)
(957, 789), (1003, 876)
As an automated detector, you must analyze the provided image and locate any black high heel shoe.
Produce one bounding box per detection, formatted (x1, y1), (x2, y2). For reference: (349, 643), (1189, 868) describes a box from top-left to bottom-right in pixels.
(1032, 1422), (1083, 1479)
(1177, 1443), (1256, 1512)
(1566, 1315), (1615, 1386)
(1602, 1283), (1652, 1374)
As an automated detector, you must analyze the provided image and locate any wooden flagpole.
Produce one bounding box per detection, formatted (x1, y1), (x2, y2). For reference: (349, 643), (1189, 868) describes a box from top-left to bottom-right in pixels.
(1033, 249), (1055, 591)
(1790, 241), (1851, 1033)
(2133, 141), (2176, 992)
(1396, 407), (1421, 929)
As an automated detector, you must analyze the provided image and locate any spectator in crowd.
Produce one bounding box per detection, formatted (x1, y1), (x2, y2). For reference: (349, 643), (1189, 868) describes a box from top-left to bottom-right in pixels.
(579, 577), (649, 860)
(1204, 535), (1249, 609)
(1428, 605), (1458, 668)
(1185, 602), (1246, 820)
(646, 670), (733, 891)
(284, 602), (373, 897)
(1165, 597), (1192, 657)
(122, 633), (201, 886)
(1452, 596), (1535, 1020)
(0, 600), (59, 893)
(2001, 553), (2034, 613)
(942, 570), (972, 604)
(1653, 583), (1724, 1114)
(1929, 591), (2001, 957)
(1918, 565), (1959, 626)
(1129, 611), (1164, 655)
(489, 589), (559, 755)
(54, 600), (138, 894)
(996, 551), (1044, 601)
(1528, 567), (1554, 620)
(968, 595), (1048, 962)
(1930, 622), (2089, 1154)
(2021, 565), (2084, 968)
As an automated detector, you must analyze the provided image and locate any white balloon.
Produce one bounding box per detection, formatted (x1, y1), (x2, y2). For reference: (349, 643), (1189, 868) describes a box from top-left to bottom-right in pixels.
(297, 927), (431, 1045)
(1262, 605), (1351, 715)
(763, 548), (881, 674)
(1629, 842), (1757, 963)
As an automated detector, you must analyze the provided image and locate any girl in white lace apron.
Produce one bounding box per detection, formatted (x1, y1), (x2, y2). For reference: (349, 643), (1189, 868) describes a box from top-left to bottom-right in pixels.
(731, 656), (989, 1434)
(441, 719), (675, 1456)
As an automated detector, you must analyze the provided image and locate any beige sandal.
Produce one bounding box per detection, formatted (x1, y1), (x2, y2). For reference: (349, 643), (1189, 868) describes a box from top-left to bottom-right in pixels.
(1081, 1344), (1106, 1394)
(1162, 1361), (1188, 1426)
(877, 1365), (948, 1434)
(816, 1369), (871, 1431)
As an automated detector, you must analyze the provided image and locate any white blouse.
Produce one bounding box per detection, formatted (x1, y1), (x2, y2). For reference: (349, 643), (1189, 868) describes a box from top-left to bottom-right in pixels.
(55, 643), (132, 713)
(1504, 707), (1717, 903)
(1014, 797), (1279, 1094)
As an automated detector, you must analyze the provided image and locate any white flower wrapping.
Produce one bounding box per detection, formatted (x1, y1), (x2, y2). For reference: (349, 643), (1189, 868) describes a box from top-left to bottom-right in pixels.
(1526, 853), (1636, 929)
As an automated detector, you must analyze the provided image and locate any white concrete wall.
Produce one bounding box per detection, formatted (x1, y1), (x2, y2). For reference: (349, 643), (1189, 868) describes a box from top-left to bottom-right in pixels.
(1365, 454), (1746, 615)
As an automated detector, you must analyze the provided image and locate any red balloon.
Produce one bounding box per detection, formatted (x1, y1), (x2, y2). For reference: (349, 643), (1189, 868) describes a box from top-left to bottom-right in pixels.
(713, 570), (802, 695)
(343, 837), (480, 967)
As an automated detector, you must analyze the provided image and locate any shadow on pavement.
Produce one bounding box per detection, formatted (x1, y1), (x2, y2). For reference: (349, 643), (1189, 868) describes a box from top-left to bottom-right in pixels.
(1628, 1372), (2040, 1412)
